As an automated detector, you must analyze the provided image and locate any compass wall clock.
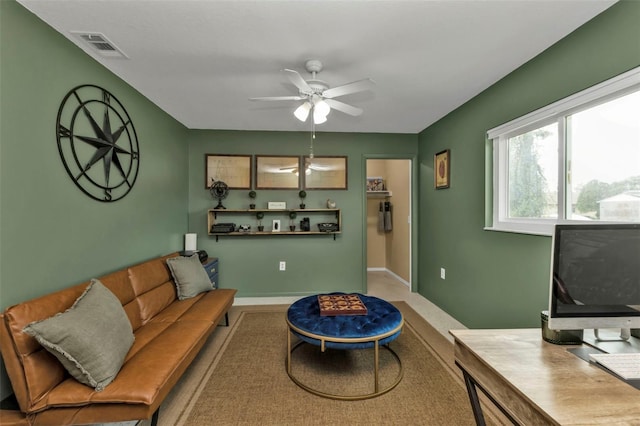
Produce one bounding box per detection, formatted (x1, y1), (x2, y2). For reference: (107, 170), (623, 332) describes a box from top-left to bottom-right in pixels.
(56, 84), (140, 202)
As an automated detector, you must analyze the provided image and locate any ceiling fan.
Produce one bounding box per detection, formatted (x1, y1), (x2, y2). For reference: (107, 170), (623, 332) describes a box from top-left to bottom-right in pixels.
(249, 59), (375, 124)
(279, 158), (332, 175)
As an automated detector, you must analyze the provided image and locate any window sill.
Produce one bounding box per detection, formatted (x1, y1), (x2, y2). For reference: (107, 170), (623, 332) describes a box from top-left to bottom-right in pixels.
(485, 220), (555, 236)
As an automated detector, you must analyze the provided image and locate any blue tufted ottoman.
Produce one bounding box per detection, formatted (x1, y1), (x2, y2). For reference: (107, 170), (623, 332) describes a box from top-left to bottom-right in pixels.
(286, 293), (404, 400)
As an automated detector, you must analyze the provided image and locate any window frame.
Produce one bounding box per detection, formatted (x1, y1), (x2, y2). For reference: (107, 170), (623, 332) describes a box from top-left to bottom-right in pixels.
(486, 67), (640, 236)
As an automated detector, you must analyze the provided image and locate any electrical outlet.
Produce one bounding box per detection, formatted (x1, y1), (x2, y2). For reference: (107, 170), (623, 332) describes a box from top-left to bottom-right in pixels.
(440, 268), (446, 280)
(279, 261), (286, 271)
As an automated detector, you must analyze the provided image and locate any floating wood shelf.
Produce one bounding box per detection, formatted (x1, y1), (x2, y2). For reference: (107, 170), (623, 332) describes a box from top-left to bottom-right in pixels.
(207, 208), (341, 241)
(366, 191), (392, 198)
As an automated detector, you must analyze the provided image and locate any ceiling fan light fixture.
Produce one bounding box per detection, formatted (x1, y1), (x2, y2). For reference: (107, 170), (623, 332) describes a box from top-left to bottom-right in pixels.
(314, 98), (330, 117)
(313, 108), (327, 124)
(294, 101), (311, 122)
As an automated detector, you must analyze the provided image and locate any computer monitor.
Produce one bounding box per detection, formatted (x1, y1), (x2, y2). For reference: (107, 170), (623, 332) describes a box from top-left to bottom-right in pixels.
(547, 223), (640, 337)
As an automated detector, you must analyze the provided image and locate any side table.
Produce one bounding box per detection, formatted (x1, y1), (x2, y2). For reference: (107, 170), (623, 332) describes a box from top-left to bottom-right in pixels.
(201, 257), (218, 288)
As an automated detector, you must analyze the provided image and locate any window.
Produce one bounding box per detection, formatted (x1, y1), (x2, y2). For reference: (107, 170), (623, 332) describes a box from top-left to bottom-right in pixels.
(487, 67), (640, 235)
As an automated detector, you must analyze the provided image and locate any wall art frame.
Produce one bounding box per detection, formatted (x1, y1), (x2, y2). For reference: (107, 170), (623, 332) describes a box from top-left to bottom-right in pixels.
(303, 155), (348, 190)
(366, 177), (385, 192)
(434, 149), (450, 189)
(205, 154), (252, 189)
(255, 155), (301, 189)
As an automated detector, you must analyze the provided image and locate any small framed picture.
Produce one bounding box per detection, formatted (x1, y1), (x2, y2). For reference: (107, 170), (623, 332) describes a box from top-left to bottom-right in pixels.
(434, 149), (450, 189)
(366, 177), (384, 192)
(272, 219), (281, 232)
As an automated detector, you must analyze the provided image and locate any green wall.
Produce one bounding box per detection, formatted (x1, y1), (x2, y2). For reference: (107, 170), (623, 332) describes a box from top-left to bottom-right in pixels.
(0, 1), (189, 398)
(417, 1), (640, 329)
(187, 130), (418, 296)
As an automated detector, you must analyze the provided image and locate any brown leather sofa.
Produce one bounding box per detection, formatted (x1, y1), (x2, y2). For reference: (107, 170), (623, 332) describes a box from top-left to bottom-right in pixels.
(0, 253), (236, 425)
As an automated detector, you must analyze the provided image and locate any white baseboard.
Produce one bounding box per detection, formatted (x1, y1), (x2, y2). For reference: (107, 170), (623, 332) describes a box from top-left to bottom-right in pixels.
(367, 267), (410, 288)
(234, 290), (466, 344)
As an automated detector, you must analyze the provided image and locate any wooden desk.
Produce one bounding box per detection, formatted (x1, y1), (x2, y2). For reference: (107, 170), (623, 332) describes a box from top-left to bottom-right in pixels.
(450, 329), (640, 425)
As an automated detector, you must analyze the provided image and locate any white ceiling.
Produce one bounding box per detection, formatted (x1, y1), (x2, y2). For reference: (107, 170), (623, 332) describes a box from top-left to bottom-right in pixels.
(18, 0), (616, 134)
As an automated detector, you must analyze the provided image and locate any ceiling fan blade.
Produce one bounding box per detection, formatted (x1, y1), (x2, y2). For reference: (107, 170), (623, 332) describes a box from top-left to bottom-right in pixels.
(249, 96), (304, 101)
(324, 99), (363, 116)
(283, 69), (313, 95)
(322, 78), (375, 99)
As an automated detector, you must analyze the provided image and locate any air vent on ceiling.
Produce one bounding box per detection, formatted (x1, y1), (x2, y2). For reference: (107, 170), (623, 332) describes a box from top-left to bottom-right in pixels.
(70, 31), (128, 59)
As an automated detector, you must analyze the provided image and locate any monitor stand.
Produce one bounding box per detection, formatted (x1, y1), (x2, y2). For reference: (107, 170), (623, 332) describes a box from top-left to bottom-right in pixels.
(582, 329), (639, 354)
(594, 328), (631, 342)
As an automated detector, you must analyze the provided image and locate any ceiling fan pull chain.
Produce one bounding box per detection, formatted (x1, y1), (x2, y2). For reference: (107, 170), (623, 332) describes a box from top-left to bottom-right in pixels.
(310, 121), (315, 158)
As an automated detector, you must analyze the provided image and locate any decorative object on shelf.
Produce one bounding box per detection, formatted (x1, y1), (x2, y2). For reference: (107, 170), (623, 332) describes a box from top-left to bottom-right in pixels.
(434, 149), (450, 189)
(210, 223), (236, 233)
(205, 154), (251, 189)
(272, 219), (281, 232)
(300, 217), (311, 231)
(303, 156), (348, 190)
(256, 156), (300, 189)
(318, 222), (339, 232)
(238, 224), (251, 233)
(56, 84), (140, 202)
(326, 199), (336, 209)
(299, 190), (307, 209)
(366, 177), (385, 192)
(267, 201), (286, 209)
(289, 211), (297, 231)
(248, 190), (257, 209)
(256, 211), (265, 231)
(210, 179), (229, 209)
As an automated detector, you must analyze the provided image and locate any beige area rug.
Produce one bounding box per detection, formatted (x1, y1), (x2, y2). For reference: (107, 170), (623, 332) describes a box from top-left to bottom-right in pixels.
(145, 303), (503, 426)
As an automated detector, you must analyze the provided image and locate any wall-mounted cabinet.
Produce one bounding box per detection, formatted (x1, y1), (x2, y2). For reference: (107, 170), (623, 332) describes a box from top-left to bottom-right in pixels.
(207, 208), (341, 241)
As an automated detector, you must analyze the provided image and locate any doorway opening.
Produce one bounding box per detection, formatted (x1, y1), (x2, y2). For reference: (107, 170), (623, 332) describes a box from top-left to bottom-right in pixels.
(365, 158), (413, 296)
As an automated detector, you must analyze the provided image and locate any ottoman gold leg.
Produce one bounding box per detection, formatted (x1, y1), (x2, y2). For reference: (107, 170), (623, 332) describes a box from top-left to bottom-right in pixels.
(287, 328), (292, 375)
(374, 340), (379, 393)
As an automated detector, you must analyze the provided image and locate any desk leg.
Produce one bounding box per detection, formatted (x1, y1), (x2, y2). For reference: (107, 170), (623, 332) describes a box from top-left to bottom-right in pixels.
(461, 369), (486, 426)
(457, 361), (519, 426)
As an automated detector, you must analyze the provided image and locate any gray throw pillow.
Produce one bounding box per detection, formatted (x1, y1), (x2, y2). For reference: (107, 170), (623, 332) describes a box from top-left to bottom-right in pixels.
(166, 254), (214, 300)
(23, 279), (134, 391)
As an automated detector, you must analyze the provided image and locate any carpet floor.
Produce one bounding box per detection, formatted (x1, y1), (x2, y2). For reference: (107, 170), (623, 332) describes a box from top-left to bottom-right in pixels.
(142, 303), (500, 426)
